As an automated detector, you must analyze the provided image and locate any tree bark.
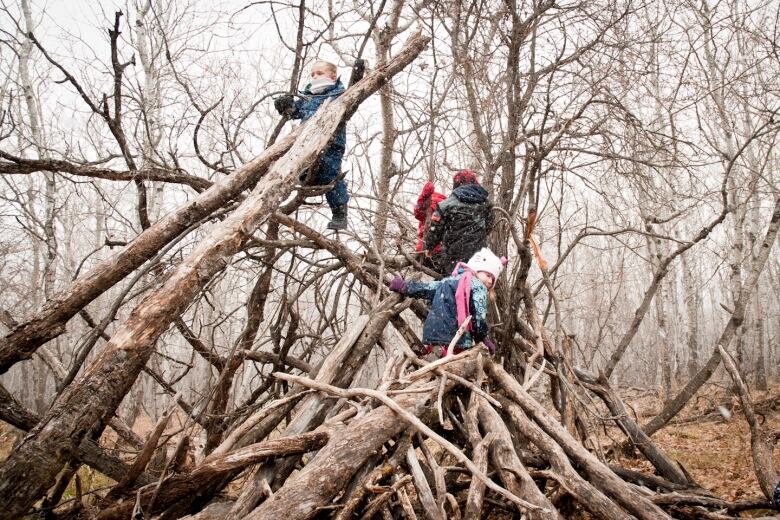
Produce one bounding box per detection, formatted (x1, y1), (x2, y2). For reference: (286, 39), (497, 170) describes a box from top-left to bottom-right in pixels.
(477, 397), (561, 519)
(496, 395), (633, 520)
(717, 344), (779, 500)
(0, 382), (151, 486)
(682, 253), (700, 379)
(580, 373), (690, 485)
(95, 431), (329, 520)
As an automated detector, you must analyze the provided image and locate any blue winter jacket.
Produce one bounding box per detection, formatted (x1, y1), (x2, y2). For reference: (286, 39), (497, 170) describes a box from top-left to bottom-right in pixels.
(404, 270), (490, 348)
(290, 79), (347, 151)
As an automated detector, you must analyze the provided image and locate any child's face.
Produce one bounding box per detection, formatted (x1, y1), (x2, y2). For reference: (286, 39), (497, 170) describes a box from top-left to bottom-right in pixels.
(476, 271), (494, 289)
(311, 64), (336, 82)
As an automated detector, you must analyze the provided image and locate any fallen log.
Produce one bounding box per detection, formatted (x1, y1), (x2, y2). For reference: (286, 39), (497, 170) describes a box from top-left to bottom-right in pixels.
(581, 372), (691, 485)
(717, 343), (780, 503)
(0, 383), (151, 487)
(270, 368), (544, 515)
(463, 390), (492, 520)
(476, 395), (560, 519)
(333, 432), (413, 520)
(406, 444), (445, 520)
(496, 395), (633, 520)
(240, 296), (402, 500)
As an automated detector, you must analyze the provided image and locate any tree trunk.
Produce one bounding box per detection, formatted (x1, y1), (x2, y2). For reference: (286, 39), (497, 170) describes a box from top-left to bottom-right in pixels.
(682, 253), (700, 379)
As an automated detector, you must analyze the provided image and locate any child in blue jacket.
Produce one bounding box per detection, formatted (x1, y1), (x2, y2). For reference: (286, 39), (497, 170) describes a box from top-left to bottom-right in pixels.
(274, 60), (364, 230)
(388, 248), (507, 358)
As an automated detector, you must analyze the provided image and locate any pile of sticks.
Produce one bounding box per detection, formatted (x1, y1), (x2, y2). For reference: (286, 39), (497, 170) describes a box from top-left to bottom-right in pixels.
(42, 335), (772, 520)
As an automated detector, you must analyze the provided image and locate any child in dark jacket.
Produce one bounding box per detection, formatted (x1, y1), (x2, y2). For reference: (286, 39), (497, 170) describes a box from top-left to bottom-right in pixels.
(388, 248), (507, 358)
(425, 170), (494, 275)
(274, 60), (363, 230)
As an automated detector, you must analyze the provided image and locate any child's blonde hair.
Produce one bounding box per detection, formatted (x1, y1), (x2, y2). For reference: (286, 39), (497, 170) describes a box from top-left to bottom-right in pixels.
(312, 60), (337, 75)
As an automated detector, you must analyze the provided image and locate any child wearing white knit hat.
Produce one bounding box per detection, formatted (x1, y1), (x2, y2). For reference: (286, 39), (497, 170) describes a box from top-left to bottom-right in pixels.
(388, 247), (507, 358)
(465, 248), (507, 288)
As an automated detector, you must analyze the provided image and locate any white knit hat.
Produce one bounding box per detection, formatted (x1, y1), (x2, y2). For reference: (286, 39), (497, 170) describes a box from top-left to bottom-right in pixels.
(466, 248), (507, 281)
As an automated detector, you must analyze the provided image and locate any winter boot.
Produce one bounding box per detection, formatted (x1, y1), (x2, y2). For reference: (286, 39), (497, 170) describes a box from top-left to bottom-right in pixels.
(327, 204), (348, 230)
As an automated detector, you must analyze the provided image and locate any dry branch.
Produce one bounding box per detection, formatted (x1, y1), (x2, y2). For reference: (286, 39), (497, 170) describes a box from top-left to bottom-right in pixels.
(0, 127), (300, 375)
(477, 398), (561, 519)
(406, 445), (445, 520)
(581, 372), (690, 485)
(717, 343), (780, 500)
(333, 433), (413, 520)
(496, 395), (633, 520)
(246, 365), (466, 519)
(0, 383), (152, 487)
(643, 197), (780, 436)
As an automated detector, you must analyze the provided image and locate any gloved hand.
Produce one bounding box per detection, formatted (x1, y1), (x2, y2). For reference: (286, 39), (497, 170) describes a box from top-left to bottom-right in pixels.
(387, 276), (407, 294)
(354, 58), (366, 77)
(273, 94), (295, 116)
(349, 58), (366, 85)
(483, 338), (496, 355)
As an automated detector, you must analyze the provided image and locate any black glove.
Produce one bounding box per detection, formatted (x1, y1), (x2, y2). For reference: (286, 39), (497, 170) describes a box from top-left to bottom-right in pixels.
(274, 94), (295, 116)
(350, 58), (366, 85)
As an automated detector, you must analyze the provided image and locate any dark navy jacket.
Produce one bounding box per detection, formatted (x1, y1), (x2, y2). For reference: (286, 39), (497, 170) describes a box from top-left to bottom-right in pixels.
(290, 79), (347, 151)
(425, 184), (493, 275)
(404, 271), (490, 348)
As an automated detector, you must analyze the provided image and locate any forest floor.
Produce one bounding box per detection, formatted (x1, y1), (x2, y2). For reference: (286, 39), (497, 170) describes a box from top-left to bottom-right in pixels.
(1, 382), (779, 515)
(612, 383), (780, 503)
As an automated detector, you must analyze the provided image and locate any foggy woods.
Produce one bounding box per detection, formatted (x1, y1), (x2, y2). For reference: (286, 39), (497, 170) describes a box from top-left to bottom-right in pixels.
(0, 0), (779, 518)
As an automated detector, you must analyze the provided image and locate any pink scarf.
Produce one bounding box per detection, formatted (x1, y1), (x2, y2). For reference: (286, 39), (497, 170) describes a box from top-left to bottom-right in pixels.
(452, 262), (475, 331)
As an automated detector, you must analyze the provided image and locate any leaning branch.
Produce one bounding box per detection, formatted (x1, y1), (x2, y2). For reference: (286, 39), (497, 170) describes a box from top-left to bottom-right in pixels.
(0, 153), (212, 192)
